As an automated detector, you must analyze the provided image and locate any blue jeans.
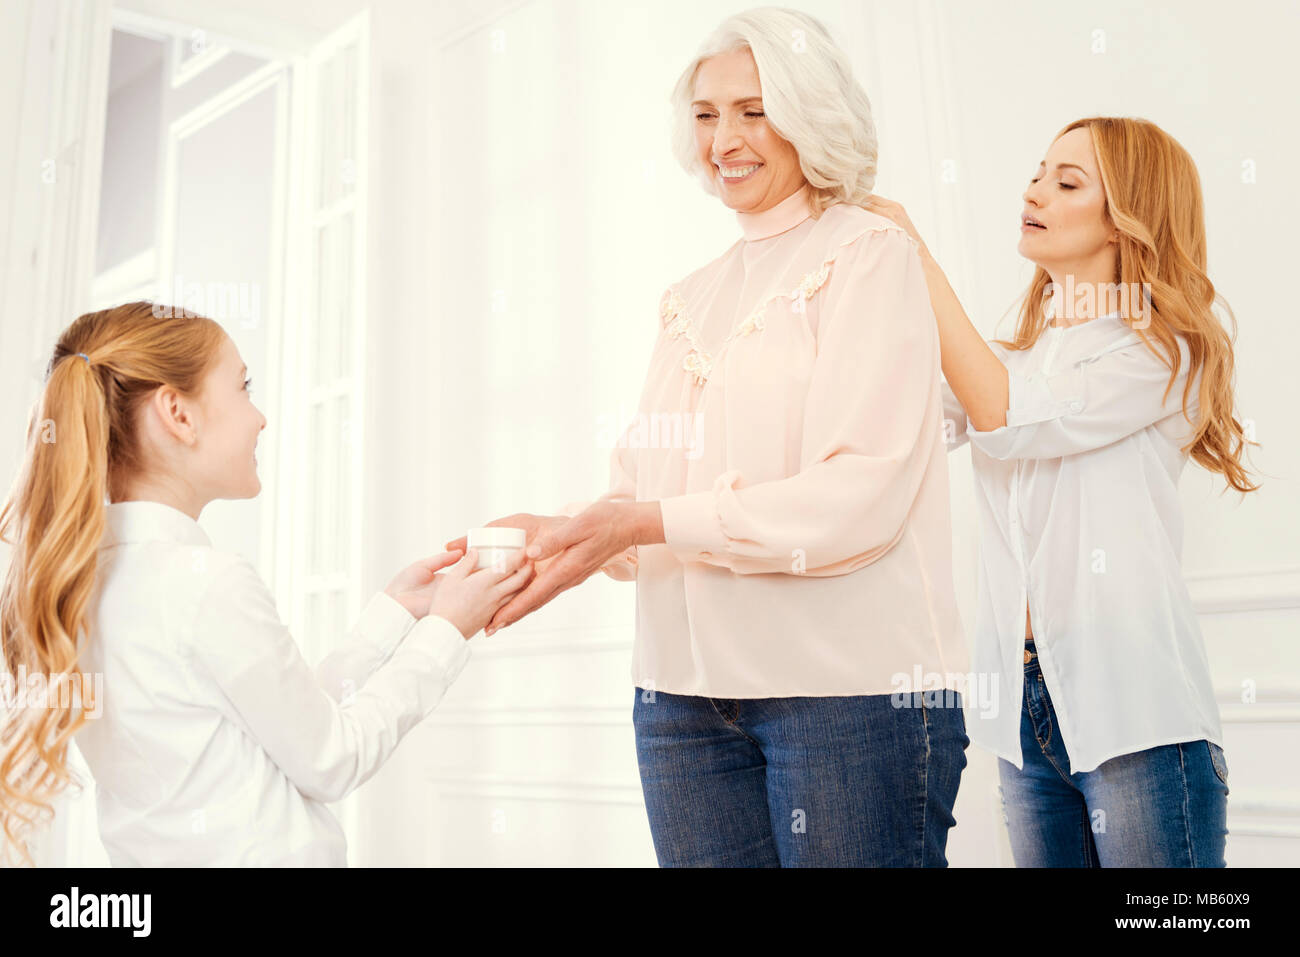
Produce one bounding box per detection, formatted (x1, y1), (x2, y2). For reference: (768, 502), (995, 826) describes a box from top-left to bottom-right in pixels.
(998, 638), (1229, 867)
(632, 687), (969, 866)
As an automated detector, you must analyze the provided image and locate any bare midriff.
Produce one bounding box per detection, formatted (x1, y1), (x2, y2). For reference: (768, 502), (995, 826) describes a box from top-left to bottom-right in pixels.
(1025, 606), (1034, 640)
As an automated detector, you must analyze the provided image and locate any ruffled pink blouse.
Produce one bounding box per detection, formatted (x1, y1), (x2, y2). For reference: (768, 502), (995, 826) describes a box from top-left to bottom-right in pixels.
(572, 184), (969, 698)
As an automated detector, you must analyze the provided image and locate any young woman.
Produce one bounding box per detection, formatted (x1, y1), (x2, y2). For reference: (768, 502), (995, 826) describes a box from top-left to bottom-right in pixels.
(867, 117), (1257, 867)
(0, 301), (532, 866)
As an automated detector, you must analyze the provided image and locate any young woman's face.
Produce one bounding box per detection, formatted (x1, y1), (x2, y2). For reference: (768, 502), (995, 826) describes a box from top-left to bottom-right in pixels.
(692, 47), (806, 214)
(1018, 126), (1116, 271)
(193, 334), (266, 500)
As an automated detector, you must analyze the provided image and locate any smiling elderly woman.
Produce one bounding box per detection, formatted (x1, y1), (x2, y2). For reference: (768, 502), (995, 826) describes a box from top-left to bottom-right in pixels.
(452, 8), (971, 867)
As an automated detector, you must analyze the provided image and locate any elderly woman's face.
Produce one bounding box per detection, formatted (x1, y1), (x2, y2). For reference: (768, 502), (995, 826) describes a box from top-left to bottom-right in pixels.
(692, 48), (806, 214)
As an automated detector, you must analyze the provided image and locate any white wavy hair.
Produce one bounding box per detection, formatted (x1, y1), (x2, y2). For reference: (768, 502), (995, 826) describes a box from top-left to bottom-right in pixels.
(669, 6), (878, 216)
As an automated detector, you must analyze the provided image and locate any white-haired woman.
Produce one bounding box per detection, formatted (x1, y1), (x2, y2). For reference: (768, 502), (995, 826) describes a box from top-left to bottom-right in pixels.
(450, 8), (970, 866)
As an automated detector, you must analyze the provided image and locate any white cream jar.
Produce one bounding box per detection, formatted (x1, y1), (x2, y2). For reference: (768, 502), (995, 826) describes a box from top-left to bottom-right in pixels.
(466, 527), (527, 570)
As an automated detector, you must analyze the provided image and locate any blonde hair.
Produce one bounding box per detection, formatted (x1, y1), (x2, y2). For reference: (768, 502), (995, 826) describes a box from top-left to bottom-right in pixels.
(0, 301), (227, 865)
(670, 6), (878, 216)
(995, 117), (1259, 493)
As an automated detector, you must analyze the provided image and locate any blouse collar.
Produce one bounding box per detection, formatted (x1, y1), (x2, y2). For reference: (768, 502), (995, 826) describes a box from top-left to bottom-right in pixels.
(102, 500), (211, 548)
(735, 183), (814, 241)
(1045, 296), (1123, 328)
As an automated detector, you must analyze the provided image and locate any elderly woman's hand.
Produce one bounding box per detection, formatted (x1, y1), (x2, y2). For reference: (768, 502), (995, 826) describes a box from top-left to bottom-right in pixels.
(864, 195), (932, 261)
(445, 512), (567, 566)
(483, 501), (662, 635)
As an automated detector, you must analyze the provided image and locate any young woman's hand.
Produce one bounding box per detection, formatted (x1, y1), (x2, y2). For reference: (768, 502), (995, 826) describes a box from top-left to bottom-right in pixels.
(864, 195), (933, 260)
(429, 548), (534, 639)
(383, 549), (468, 619)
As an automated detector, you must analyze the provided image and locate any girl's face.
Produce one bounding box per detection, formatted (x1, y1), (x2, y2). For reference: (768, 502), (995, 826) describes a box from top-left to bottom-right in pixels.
(1018, 126), (1117, 273)
(692, 47), (806, 214)
(191, 334), (266, 501)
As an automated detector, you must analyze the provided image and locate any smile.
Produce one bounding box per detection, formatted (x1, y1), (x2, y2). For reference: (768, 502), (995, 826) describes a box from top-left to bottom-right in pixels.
(719, 163), (762, 181)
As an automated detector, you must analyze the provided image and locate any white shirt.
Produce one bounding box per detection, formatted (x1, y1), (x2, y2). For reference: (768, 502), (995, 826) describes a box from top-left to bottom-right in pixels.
(944, 307), (1224, 773)
(75, 500), (471, 866)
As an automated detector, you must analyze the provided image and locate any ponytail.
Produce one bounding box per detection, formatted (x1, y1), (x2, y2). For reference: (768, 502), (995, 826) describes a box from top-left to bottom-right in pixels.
(0, 302), (225, 865)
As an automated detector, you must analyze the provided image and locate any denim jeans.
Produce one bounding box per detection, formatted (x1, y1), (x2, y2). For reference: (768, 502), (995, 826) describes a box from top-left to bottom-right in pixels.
(632, 687), (969, 866)
(997, 638), (1229, 867)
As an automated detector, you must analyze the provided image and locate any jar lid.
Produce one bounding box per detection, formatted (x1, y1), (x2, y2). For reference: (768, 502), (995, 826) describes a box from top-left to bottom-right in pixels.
(467, 527), (527, 549)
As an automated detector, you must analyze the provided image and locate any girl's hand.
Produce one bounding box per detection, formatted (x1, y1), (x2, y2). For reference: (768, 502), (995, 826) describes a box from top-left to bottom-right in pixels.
(429, 548), (534, 639)
(864, 195), (932, 260)
(384, 549), (467, 619)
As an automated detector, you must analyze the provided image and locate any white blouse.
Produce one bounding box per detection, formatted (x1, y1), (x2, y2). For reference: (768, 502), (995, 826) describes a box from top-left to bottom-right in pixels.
(944, 306), (1224, 773)
(75, 500), (471, 866)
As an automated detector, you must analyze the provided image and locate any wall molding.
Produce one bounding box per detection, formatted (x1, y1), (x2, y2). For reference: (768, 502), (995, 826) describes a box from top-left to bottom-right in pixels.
(114, 2), (318, 59)
(89, 247), (155, 307)
(1227, 789), (1300, 840)
(423, 704), (629, 726)
(428, 772), (645, 807)
(1186, 565), (1300, 613)
(470, 624), (633, 659)
(1218, 695), (1300, 723)
(169, 33), (230, 88)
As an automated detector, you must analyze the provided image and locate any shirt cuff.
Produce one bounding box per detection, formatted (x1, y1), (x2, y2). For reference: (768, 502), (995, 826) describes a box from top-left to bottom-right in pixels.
(599, 547), (638, 581)
(402, 614), (473, 684)
(967, 371), (1085, 459)
(1005, 371), (1084, 427)
(659, 490), (729, 564)
(355, 591), (418, 660)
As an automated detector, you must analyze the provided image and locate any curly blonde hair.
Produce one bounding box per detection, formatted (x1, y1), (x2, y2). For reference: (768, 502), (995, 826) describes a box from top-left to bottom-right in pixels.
(996, 117), (1258, 493)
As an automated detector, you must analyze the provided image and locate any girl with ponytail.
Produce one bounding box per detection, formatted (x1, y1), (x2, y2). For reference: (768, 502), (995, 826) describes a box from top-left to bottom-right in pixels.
(867, 117), (1258, 866)
(0, 302), (531, 865)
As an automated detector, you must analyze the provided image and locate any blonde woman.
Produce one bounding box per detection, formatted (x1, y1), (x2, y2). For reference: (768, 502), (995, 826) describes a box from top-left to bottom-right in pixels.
(451, 8), (970, 866)
(0, 302), (532, 866)
(868, 117), (1257, 866)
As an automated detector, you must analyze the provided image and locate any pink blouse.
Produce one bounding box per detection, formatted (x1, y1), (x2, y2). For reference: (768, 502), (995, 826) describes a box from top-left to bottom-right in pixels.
(572, 184), (969, 698)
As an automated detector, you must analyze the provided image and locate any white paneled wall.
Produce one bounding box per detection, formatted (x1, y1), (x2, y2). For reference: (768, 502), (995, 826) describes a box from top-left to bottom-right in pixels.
(3, 0), (1293, 868)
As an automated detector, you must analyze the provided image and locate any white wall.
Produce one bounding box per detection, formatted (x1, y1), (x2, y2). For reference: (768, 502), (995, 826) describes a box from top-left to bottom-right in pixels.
(96, 31), (161, 272)
(3, 0), (1296, 867)
(361, 0), (1299, 867)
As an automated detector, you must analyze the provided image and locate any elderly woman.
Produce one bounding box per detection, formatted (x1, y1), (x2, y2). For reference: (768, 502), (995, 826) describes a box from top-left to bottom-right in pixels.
(451, 8), (970, 866)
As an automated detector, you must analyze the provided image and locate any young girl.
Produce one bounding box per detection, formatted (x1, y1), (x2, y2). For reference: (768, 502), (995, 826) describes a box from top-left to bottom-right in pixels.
(867, 117), (1258, 866)
(0, 301), (532, 866)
